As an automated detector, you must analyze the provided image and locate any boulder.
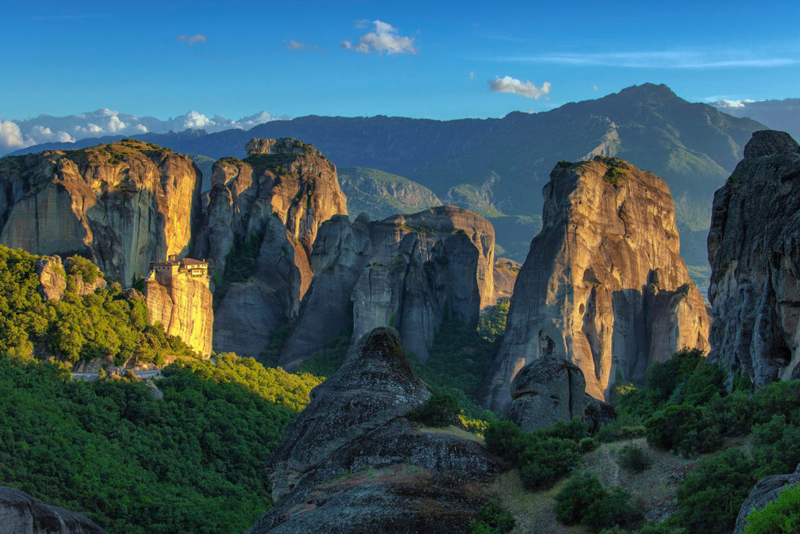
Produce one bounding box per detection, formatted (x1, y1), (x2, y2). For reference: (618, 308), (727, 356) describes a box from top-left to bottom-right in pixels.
(0, 486), (107, 534)
(503, 355), (587, 432)
(734, 463), (800, 533)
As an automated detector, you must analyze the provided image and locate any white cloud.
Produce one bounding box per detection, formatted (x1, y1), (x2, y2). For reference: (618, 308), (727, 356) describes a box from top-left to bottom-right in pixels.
(176, 34), (208, 45)
(714, 99), (756, 109)
(494, 50), (799, 69)
(341, 20), (417, 55)
(0, 121), (30, 152)
(488, 76), (551, 99)
(470, 71), (475, 80)
(0, 109), (290, 155)
(286, 39), (322, 52)
(593, 85), (599, 92)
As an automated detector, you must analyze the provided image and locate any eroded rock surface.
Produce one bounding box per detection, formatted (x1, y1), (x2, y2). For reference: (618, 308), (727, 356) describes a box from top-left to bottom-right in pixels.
(195, 138), (347, 357)
(0, 140), (202, 283)
(493, 257), (520, 303)
(483, 157), (709, 409)
(503, 355), (587, 432)
(279, 206), (497, 369)
(35, 256), (106, 302)
(247, 327), (498, 534)
(144, 257), (213, 357)
(708, 130), (800, 386)
(0, 486), (107, 534)
(734, 463), (800, 533)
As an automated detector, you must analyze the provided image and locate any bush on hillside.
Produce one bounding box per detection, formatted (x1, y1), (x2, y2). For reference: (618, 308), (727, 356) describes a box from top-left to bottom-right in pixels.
(407, 392), (462, 427)
(469, 498), (515, 534)
(743, 484), (800, 533)
(617, 444), (653, 473)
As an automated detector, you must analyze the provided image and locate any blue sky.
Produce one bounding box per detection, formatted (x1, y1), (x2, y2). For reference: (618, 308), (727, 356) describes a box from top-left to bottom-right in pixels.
(2, 0), (800, 121)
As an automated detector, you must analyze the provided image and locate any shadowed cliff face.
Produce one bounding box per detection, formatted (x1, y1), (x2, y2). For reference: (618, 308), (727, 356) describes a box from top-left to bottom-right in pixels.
(708, 130), (800, 387)
(0, 486), (107, 534)
(483, 157), (709, 409)
(195, 138), (348, 358)
(248, 327), (498, 534)
(278, 206), (497, 370)
(0, 140), (202, 284)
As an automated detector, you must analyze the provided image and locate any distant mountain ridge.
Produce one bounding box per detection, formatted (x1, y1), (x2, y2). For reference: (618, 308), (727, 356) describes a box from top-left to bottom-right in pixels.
(11, 84), (766, 265)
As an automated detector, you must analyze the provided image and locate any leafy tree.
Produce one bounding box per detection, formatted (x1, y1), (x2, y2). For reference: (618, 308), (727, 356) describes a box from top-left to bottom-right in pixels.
(743, 485), (800, 533)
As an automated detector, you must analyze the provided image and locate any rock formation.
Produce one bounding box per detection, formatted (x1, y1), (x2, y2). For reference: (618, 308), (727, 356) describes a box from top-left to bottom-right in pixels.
(247, 327), (498, 534)
(483, 157), (709, 409)
(0, 140), (202, 284)
(0, 486), (107, 534)
(35, 256), (107, 301)
(492, 257), (520, 303)
(194, 138), (347, 358)
(503, 355), (587, 433)
(278, 206), (496, 369)
(707, 130), (800, 387)
(734, 463), (800, 533)
(144, 256), (213, 357)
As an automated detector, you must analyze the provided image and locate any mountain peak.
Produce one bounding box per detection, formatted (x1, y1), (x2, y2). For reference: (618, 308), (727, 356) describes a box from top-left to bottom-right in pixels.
(615, 83), (679, 102)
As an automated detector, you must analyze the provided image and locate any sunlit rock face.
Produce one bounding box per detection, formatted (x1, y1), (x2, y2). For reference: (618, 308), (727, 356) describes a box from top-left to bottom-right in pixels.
(195, 138), (347, 358)
(145, 257), (213, 357)
(483, 157), (709, 410)
(708, 130), (800, 387)
(278, 205), (497, 370)
(0, 140), (202, 284)
(247, 327), (498, 534)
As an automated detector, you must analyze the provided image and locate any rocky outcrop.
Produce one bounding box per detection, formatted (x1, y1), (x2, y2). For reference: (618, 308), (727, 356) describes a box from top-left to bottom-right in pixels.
(734, 463), (800, 533)
(0, 486), (107, 534)
(144, 257), (213, 357)
(278, 206), (496, 369)
(483, 157), (709, 409)
(0, 140), (202, 283)
(708, 131), (800, 387)
(195, 138), (347, 358)
(492, 257), (520, 303)
(247, 327), (498, 534)
(503, 355), (587, 433)
(35, 256), (106, 301)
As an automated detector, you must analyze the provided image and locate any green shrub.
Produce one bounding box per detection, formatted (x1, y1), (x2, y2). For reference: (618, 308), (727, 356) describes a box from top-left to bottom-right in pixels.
(743, 484), (800, 533)
(554, 473), (606, 525)
(750, 416), (800, 479)
(484, 421), (528, 462)
(580, 437), (598, 453)
(65, 255), (101, 284)
(407, 392), (462, 427)
(469, 498), (515, 533)
(540, 416), (589, 441)
(519, 437), (581, 490)
(584, 487), (644, 532)
(617, 444), (653, 473)
(675, 447), (757, 534)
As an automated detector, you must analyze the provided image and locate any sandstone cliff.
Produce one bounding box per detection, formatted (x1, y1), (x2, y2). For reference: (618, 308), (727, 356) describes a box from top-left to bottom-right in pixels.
(247, 327), (498, 534)
(483, 157), (709, 409)
(0, 486), (107, 534)
(144, 257), (213, 357)
(195, 138), (347, 358)
(278, 206), (496, 369)
(35, 255), (107, 301)
(493, 257), (520, 303)
(0, 140), (202, 283)
(707, 130), (800, 386)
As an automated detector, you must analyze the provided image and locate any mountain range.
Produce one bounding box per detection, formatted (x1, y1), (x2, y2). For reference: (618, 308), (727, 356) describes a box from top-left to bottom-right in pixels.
(8, 84), (766, 267)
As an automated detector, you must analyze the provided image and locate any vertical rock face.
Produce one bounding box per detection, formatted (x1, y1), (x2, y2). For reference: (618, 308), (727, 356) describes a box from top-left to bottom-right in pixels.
(278, 206), (496, 369)
(0, 486), (107, 534)
(483, 157), (709, 409)
(707, 130), (800, 387)
(144, 257), (213, 357)
(195, 138), (347, 358)
(0, 140), (202, 284)
(503, 355), (587, 433)
(248, 327), (498, 534)
(492, 257), (521, 303)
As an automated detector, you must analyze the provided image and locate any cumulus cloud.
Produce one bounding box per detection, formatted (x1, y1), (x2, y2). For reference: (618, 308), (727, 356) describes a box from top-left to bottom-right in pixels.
(286, 39), (322, 52)
(0, 109), (290, 155)
(488, 76), (551, 99)
(176, 34), (208, 45)
(341, 20), (417, 55)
